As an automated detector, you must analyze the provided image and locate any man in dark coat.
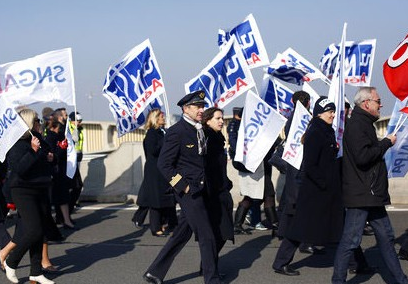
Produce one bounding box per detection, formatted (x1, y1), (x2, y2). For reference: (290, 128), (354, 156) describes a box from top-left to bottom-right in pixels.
(332, 87), (408, 284)
(143, 90), (222, 284)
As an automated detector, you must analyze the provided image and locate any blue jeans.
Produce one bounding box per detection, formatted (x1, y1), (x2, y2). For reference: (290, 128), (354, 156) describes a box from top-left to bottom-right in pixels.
(332, 207), (408, 284)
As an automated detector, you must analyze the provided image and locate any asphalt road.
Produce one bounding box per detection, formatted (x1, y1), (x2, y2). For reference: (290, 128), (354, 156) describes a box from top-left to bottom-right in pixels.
(2, 203), (408, 284)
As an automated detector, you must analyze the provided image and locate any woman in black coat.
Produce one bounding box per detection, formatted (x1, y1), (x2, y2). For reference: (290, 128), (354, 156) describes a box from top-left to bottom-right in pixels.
(133, 109), (177, 236)
(202, 107), (234, 271)
(45, 114), (76, 230)
(273, 97), (343, 276)
(4, 109), (55, 284)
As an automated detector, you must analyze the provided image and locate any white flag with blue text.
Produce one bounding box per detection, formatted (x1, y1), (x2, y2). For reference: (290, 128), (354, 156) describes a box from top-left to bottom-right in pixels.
(260, 75), (294, 118)
(328, 23), (347, 158)
(0, 96), (29, 162)
(265, 48), (330, 85)
(282, 102), (312, 169)
(218, 14), (269, 69)
(385, 97), (408, 178)
(0, 48), (75, 107)
(320, 39), (376, 86)
(103, 39), (166, 136)
(235, 90), (287, 173)
(65, 118), (77, 179)
(107, 97), (163, 137)
(185, 35), (255, 109)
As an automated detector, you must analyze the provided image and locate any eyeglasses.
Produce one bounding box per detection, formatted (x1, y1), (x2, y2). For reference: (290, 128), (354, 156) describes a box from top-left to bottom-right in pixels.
(366, 98), (382, 105)
(34, 118), (43, 123)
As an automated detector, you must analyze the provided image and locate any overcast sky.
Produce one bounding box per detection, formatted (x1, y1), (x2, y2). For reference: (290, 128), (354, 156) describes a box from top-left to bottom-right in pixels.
(1, 0), (407, 121)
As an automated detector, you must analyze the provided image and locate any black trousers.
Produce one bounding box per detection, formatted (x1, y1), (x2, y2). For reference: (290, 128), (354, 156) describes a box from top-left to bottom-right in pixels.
(69, 168), (83, 214)
(132, 206), (149, 225)
(273, 237), (300, 270)
(7, 186), (48, 276)
(147, 192), (221, 284)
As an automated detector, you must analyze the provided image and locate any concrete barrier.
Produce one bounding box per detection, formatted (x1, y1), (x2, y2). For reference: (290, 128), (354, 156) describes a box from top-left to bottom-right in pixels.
(79, 142), (408, 205)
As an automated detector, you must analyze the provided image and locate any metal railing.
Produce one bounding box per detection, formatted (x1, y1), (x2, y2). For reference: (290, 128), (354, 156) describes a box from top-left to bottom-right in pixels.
(81, 116), (391, 154)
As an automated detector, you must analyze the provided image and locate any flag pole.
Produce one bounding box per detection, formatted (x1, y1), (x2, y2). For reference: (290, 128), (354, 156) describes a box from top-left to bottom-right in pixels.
(392, 99), (408, 135)
(272, 78), (280, 112)
(393, 115), (408, 134)
(162, 92), (171, 127)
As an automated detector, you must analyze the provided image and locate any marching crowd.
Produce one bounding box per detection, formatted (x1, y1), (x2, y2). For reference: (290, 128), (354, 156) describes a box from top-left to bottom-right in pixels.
(0, 107), (84, 284)
(137, 87), (408, 284)
(1, 86), (408, 284)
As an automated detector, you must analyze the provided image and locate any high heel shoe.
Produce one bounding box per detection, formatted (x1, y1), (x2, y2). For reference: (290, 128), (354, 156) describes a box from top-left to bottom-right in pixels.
(29, 274), (55, 284)
(4, 260), (18, 284)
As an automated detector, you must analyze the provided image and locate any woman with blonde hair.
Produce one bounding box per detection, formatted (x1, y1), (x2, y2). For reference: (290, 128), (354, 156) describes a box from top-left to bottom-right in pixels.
(4, 109), (55, 284)
(132, 109), (177, 236)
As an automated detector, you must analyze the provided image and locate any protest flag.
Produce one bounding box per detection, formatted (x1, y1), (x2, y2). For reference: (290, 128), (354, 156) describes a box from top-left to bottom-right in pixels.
(282, 102), (312, 170)
(328, 23), (347, 158)
(265, 48), (330, 86)
(65, 118), (77, 179)
(385, 97), (408, 177)
(234, 90), (287, 173)
(185, 35), (255, 109)
(320, 39), (376, 86)
(218, 14), (269, 69)
(0, 48), (75, 107)
(0, 96), (29, 162)
(102, 39), (166, 137)
(383, 34), (408, 102)
(259, 75), (294, 118)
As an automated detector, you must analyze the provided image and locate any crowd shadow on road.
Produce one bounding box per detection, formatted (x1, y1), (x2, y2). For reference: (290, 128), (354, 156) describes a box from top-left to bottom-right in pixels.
(290, 242), (398, 284)
(220, 234), (272, 283)
(51, 204), (146, 274)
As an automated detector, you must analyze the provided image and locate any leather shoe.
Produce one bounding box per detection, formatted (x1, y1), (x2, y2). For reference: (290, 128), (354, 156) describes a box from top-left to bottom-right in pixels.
(348, 266), (377, 275)
(274, 265), (300, 276)
(299, 245), (326, 255)
(133, 221), (144, 229)
(399, 249), (408, 260)
(233, 225), (252, 235)
(143, 272), (163, 284)
(299, 245), (314, 254)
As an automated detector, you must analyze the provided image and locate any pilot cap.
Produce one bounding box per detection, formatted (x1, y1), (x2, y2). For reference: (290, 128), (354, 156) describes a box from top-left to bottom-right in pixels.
(177, 90), (206, 107)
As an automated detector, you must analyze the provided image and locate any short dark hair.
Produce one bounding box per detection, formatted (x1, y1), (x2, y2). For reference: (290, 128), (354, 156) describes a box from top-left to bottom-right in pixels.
(292, 91), (310, 107)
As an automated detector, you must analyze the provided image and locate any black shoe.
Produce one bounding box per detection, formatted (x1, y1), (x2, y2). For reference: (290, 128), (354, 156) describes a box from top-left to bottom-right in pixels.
(399, 249), (408, 260)
(274, 265), (300, 276)
(133, 221), (144, 229)
(348, 266), (378, 275)
(48, 235), (66, 243)
(299, 245), (326, 255)
(234, 225), (252, 235)
(63, 223), (78, 231)
(143, 272), (163, 284)
(299, 245), (314, 254)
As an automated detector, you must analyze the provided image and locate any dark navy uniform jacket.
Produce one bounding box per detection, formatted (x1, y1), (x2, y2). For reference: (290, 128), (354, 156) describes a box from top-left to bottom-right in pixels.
(158, 117), (205, 195)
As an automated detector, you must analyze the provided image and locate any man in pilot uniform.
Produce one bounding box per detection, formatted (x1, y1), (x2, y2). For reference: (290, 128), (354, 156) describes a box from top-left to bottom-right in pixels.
(143, 90), (222, 284)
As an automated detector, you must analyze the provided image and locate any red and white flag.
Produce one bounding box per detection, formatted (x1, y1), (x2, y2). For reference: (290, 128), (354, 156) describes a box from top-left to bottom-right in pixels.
(383, 34), (408, 102)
